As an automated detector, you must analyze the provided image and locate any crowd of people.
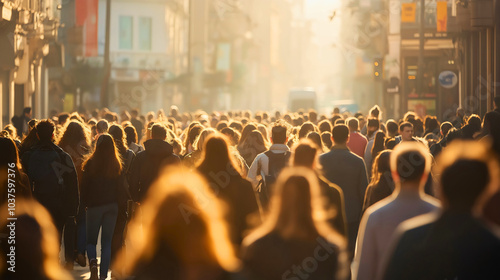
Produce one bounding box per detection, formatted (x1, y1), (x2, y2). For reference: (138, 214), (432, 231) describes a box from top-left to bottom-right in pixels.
(1, 100), (500, 280)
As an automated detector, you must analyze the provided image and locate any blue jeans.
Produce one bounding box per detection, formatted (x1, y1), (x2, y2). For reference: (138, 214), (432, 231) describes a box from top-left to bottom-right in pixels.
(86, 203), (118, 279)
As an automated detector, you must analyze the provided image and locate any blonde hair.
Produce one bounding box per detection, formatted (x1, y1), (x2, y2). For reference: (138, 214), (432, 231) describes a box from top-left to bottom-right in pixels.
(113, 167), (240, 276)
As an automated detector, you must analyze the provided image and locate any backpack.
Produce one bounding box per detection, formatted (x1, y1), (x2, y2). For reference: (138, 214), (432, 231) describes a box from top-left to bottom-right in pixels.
(257, 150), (290, 210)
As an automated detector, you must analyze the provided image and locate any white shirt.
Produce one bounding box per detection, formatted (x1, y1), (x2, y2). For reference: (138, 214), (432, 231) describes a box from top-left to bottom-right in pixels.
(247, 144), (290, 190)
(353, 188), (440, 280)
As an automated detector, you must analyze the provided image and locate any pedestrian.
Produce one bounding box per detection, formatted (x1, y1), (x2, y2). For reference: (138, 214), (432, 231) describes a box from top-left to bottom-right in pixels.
(0, 199), (73, 280)
(242, 167), (348, 280)
(362, 150), (393, 212)
(11, 107), (32, 138)
(346, 117), (368, 159)
(113, 167), (241, 279)
(291, 139), (347, 237)
(381, 141), (500, 280)
(353, 142), (440, 280)
(364, 118), (381, 177)
(319, 124), (368, 258)
(183, 127), (216, 168)
(248, 121), (291, 210)
(370, 131), (386, 163)
(108, 125), (136, 264)
(128, 123), (181, 203)
(81, 134), (122, 280)
(21, 119), (79, 269)
(57, 120), (92, 267)
(0, 137), (31, 205)
(197, 134), (261, 246)
(237, 130), (268, 167)
(124, 125), (144, 154)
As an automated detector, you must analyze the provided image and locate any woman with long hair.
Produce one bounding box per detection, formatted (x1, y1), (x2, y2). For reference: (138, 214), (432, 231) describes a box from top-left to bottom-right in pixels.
(238, 123), (257, 147)
(113, 167), (241, 279)
(291, 139), (347, 237)
(362, 150), (394, 212)
(124, 125), (144, 154)
(237, 130), (268, 166)
(108, 124), (136, 264)
(81, 134), (122, 280)
(57, 120), (92, 267)
(183, 128), (216, 168)
(242, 167), (347, 280)
(182, 122), (202, 157)
(197, 134), (261, 247)
(0, 199), (72, 280)
(371, 131), (386, 163)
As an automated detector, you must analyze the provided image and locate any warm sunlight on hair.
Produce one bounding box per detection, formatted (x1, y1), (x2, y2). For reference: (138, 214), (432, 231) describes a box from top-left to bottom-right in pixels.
(0, 199), (71, 280)
(243, 167), (345, 248)
(113, 166), (240, 277)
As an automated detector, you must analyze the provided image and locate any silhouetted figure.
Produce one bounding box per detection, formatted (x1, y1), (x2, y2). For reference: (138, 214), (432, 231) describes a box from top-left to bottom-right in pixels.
(292, 139), (347, 237)
(128, 124), (180, 203)
(381, 141), (500, 280)
(21, 119), (79, 269)
(362, 150), (394, 212)
(0, 199), (72, 280)
(113, 167), (241, 280)
(197, 134), (261, 247)
(242, 168), (348, 280)
(354, 143), (440, 280)
(320, 124), (368, 258)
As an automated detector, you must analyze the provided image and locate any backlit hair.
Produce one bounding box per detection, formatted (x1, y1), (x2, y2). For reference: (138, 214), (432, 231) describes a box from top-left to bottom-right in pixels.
(113, 167), (239, 276)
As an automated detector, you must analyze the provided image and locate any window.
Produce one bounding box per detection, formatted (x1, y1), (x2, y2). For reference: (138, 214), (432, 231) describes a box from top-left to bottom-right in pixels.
(138, 17), (152, 51)
(119, 16), (133, 50)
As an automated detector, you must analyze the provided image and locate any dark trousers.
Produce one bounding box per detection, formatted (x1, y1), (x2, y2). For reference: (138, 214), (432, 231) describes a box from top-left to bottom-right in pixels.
(54, 214), (76, 264)
(111, 207), (128, 262)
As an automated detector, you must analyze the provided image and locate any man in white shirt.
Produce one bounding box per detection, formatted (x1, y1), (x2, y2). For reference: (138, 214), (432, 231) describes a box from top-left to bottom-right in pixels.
(353, 142), (440, 280)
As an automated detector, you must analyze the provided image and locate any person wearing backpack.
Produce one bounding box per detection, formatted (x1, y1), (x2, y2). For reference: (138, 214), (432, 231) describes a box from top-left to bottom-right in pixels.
(21, 119), (79, 269)
(248, 121), (290, 211)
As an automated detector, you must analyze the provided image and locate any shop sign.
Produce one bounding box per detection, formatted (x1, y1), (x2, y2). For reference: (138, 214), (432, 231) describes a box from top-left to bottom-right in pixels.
(438, 71), (457, 89)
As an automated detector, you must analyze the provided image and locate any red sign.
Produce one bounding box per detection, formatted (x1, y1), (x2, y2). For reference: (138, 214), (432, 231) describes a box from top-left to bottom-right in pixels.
(76, 0), (98, 57)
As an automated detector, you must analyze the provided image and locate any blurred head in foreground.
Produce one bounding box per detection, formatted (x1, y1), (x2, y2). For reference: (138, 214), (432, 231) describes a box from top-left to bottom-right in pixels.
(113, 167), (239, 279)
(435, 140), (499, 213)
(0, 199), (71, 280)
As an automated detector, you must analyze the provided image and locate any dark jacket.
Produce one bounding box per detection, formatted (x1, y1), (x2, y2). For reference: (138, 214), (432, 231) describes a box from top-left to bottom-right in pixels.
(318, 175), (347, 237)
(319, 146), (368, 225)
(242, 232), (345, 280)
(21, 140), (79, 218)
(128, 139), (180, 202)
(117, 149), (135, 210)
(130, 118), (144, 142)
(319, 145), (368, 255)
(199, 169), (261, 246)
(382, 211), (500, 280)
(81, 168), (120, 208)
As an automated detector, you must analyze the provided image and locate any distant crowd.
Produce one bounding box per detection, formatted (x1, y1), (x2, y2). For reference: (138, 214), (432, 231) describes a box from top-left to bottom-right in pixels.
(1, 100), (500, 280)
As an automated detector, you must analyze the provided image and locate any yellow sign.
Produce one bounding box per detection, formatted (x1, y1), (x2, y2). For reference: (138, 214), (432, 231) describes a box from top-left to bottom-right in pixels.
(436, 1), (448, 32)
(401, 3), (416, 23)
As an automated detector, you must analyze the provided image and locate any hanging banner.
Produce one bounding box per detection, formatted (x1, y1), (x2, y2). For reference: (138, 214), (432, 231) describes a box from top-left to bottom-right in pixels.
(401, 3), (416, 23)
(76, 0), (99, 57)
(436, 1), (448, 32)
